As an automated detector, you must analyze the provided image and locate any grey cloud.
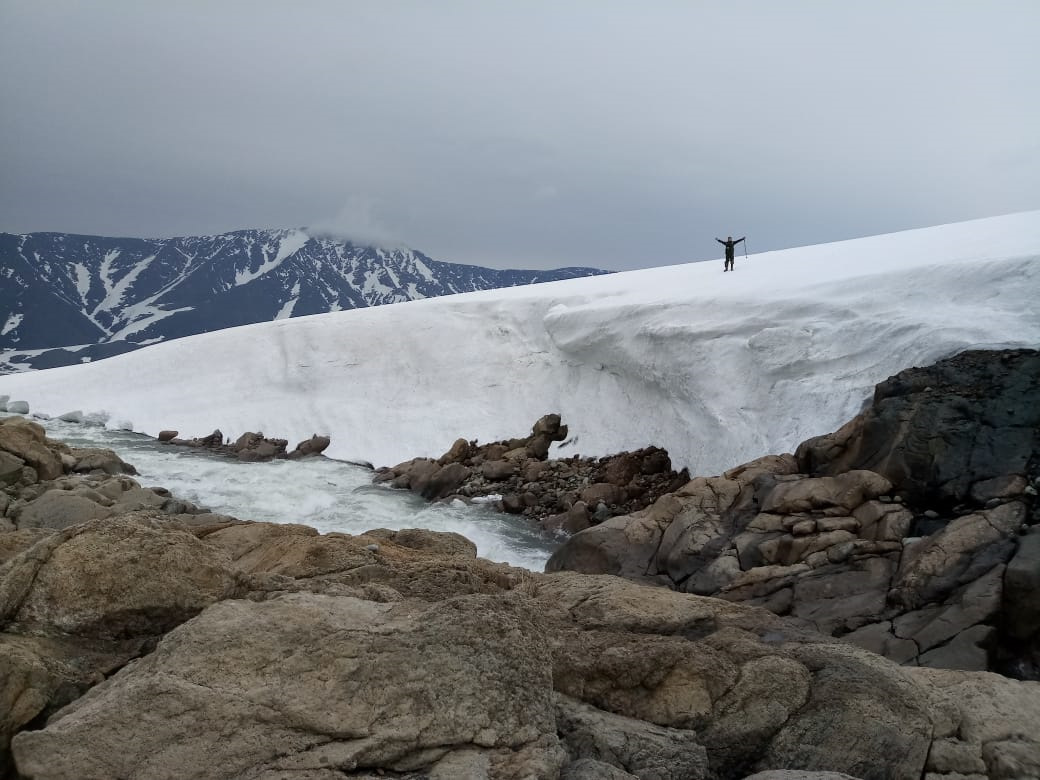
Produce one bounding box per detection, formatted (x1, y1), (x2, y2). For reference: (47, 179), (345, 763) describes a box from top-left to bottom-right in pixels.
(1, 0), (1038, 270)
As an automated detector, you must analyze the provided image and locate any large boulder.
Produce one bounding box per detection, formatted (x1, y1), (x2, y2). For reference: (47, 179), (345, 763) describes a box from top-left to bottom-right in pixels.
(531, 573), (937, 780)
(796, 349), (1040, 506)
(11, 489), (114, 530)
(66, 446), (138, 476)
(203, 521), (518, 602)
(0, 630), (147, 776)
(907, 667), (1040, 779)
(0, 417), (64, 481)
(7, 473), (207, 532)
(12, 592), (565, 780)
(0, 513), (248, 772)
(0, 516), (245, 638)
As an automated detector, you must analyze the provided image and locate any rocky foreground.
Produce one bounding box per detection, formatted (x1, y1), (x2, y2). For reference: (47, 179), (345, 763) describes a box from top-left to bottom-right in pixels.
(0, 350), (1038, 779)
(547, 349), (1040, 683)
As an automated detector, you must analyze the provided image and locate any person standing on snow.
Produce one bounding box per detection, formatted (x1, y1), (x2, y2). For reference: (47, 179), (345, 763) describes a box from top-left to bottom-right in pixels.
(716, 235), (745, 272)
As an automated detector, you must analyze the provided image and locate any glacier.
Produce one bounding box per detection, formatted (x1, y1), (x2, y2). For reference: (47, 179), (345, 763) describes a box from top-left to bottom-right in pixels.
(1, 211), (1037, 477)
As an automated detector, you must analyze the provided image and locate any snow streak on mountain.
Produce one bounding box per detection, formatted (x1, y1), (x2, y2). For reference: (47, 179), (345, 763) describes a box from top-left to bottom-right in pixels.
(0, 229), (607, 371)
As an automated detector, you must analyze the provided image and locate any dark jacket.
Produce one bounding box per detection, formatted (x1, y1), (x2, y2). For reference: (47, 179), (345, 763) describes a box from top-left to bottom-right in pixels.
(716, 237), (745, 259)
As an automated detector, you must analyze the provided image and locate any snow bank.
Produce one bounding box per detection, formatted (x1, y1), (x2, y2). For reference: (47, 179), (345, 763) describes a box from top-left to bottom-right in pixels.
(1, 212), (1038, 476)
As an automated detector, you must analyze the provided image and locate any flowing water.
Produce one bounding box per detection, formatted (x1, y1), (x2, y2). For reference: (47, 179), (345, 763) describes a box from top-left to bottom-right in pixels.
(16, 415), (559, 570)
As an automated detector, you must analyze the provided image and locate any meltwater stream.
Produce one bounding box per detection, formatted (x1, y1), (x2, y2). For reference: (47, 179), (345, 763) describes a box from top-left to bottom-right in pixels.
(30, 417), (559, 571)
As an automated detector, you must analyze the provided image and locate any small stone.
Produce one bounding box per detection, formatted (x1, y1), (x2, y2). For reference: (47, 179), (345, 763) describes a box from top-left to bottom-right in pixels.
(365, 543), (380, 552)
(805, 551), (830, 568)
(817, 516), (860, 534)
(827, 541), (856, 564)
(791, 519), (816, 536)
(501, 494), (525, 514)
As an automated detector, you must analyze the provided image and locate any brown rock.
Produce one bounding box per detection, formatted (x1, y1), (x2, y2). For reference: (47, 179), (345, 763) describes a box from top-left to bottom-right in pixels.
(531, 413), (566, 440)
(68, 447), (137, 476)
(375, 528), (478, 558)
(0, 450), (25, 486)
(908, 666), (1040, 774)
(554, 693), (708, 779)
(438, 437), (472, 465)
(0, 418), (63, 481)
(197, 429), (223, 447)
(12, 490), (114, 531)
(11, 593), (561, 779)
(288, 434), (331, 459)
(526, 434), (553, 460)
(853, 501), (913, 542)
(761, 471), (892, 515)
(541, 502), (591, 535)
(547, 495), (681, 584)
(1, 516), (244, 639)
(482, 459), (518, 480)
(580, 482), (626, 507)
(892, 503), (1024, 609)
(970, 474), (1028, 503)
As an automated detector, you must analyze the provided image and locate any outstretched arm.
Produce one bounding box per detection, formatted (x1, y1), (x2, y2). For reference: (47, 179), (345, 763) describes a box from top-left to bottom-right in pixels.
(735, 237), (745, 244)
(715, 238), (725, 245)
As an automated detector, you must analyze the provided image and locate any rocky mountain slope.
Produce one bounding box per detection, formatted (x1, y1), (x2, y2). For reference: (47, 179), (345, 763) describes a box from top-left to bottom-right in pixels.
(0, 229), (606, 371)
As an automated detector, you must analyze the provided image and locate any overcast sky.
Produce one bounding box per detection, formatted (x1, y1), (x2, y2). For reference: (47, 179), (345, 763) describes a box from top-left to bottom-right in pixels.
(2, 1), (1038, 271)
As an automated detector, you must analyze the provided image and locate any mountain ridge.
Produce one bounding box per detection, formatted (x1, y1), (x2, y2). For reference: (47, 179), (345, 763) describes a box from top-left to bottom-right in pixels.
(0, 228), (608, 371)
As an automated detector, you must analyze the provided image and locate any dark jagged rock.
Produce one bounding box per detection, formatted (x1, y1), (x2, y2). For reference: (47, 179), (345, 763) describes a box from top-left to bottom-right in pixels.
(796, 349), (1040, 508)
(548, 350), (1040, 680)
(164, 428), (330, 462)
(374, 414), (689, 531)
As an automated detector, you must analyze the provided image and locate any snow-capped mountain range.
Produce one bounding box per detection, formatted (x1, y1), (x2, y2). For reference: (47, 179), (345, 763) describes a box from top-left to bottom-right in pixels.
(0, 229), (606, 371)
